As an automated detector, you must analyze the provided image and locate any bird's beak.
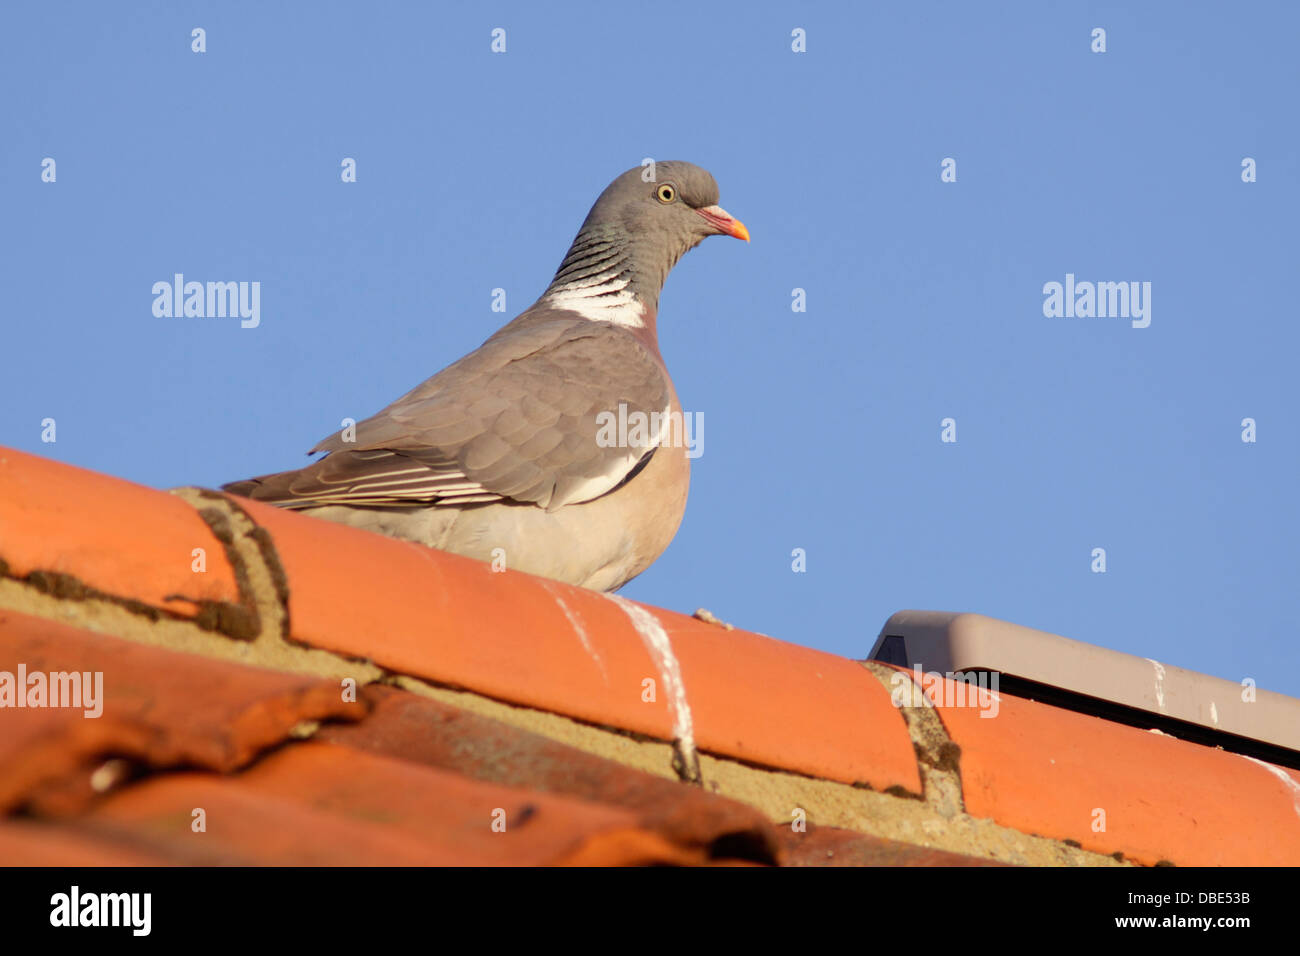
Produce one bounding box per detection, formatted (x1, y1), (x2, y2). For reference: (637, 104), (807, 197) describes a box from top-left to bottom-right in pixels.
(696, 205), (750, 242)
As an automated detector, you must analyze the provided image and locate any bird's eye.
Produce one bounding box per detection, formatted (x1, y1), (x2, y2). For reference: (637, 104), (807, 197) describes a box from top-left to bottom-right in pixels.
(656, 184), (676, 203)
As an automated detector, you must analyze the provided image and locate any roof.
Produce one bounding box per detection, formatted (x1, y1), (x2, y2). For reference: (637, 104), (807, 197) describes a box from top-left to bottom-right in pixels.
(2, 446), (1298, 866)
(872, 610), (1300, 759)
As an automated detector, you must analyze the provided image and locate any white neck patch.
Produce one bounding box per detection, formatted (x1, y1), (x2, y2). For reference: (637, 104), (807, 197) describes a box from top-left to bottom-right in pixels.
(542, 276), (646, 328)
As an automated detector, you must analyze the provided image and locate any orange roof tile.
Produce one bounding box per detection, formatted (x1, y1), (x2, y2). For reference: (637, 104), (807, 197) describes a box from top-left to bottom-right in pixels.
(894, 663), (1300, 866)
(0, 608), (366, 815)
(0, 449), (243, 623)
(234, 495), (922, 792)
(0, 604), (990, 866)
(2, 446), (1297, 866)
(0, 819), (179, 866)
(315, 685), (780, 858)
(83, 747), (718, 866)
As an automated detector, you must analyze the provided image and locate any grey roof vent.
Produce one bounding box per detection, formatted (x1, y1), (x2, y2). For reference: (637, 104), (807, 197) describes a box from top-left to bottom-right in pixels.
(869, 610), (1300, 770)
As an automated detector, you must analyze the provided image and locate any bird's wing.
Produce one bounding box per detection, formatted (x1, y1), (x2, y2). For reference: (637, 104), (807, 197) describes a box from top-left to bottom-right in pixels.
(224, 317), (672, 512)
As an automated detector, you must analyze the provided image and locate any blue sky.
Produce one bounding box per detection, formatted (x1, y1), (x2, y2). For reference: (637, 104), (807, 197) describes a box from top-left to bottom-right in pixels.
(4, 2), (1298, 698)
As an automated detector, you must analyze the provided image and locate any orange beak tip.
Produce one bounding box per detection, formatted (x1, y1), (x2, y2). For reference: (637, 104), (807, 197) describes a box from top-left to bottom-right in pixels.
(698, 205), (750, 243)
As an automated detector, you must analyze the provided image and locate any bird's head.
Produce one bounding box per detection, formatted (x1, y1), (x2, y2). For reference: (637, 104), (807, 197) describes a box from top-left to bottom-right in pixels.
(543, 161), (748, 332)
(583, 161), (749, 249)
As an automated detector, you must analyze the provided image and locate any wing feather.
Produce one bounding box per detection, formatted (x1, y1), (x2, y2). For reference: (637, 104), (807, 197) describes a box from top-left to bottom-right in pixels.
(223, 314), (671, 512)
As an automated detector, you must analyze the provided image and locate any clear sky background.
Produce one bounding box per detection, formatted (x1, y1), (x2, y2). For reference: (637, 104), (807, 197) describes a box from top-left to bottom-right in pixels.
(4, 2), (1298, 698)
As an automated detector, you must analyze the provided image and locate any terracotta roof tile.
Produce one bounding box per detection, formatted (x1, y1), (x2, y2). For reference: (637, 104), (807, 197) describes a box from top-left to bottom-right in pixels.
(316, 686), (1002, 866)
(232, 499), (681, 726)
(0, 608), (365, 814)
(3, 448), (1297, 866)
(887, 663), (1300, 866)
(69, 744), (724, 866)
(0, 820), (178, 866)
(316, 685), (781, 862)
(243, 741), (721, 865)
(232, 496), (921, 792)
(83, 772), (450, 866)
(0, 596), (998, 865)
(0, 449), (242, 622)
(774, 824), (1010, 867)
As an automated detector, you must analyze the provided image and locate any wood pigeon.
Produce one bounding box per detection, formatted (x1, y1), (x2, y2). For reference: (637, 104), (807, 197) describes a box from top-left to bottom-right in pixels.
(223, 161), (748, 591)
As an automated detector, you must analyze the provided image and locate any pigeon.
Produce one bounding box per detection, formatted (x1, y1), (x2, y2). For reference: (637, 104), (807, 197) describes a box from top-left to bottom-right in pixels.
(222, 161), (748, 592)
